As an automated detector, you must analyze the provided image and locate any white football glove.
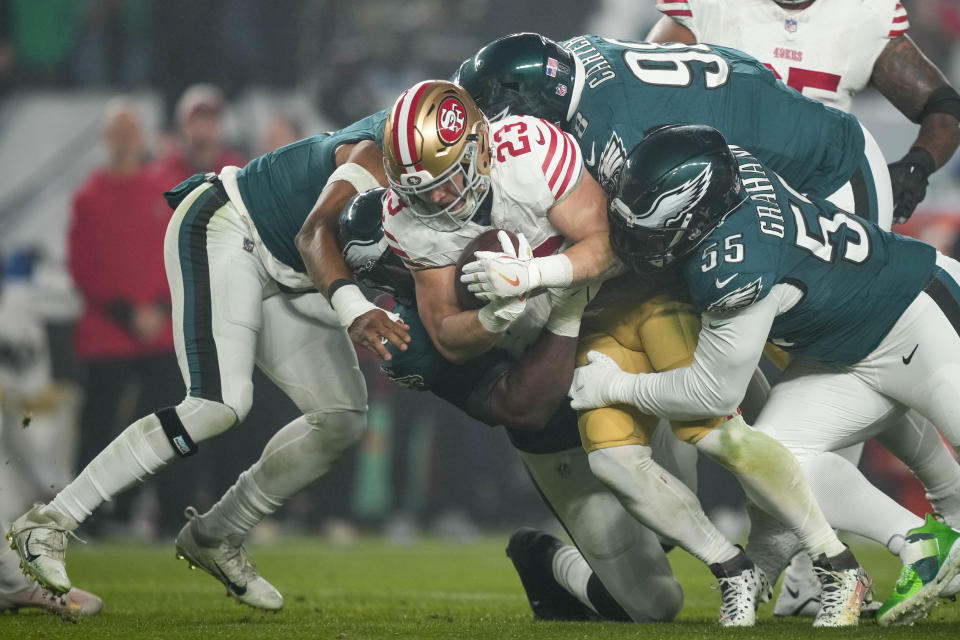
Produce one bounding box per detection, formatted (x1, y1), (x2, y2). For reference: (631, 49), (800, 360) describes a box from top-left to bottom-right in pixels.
(477, 293), (527, 334)
(545, 285), (591, 337)
(460, 230), (536, 301)
(569, 350), (636, 410)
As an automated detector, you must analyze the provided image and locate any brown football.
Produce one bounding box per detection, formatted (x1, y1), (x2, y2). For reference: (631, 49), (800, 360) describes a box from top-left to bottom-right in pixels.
(454, 229), (519, 310)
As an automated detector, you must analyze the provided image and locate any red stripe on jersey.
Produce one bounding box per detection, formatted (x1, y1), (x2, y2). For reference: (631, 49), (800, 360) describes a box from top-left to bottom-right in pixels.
(552, 135), (579, 197)
(894, 2), (903, 10)
(892, 14), (907, 23)
(540, 122), (560, 176)
(662, 9), (693, 17)
(533, 235), (564, 258)
(888, 28), (908, 37)
(387, 244), (409, 259)
(548, 133), (570, 194)
(657, 0), (690, 5)
(383, 229), (400, 243)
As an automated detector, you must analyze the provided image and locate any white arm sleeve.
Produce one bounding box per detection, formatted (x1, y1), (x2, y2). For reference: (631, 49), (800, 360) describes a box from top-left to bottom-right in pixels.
(623, 290), (781, 420)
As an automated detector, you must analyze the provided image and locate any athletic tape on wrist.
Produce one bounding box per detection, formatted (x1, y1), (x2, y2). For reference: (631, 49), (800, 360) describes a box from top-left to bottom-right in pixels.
(156, 406), (198, 457)
(330, 283), (378, 328)
(326, 162), (381, 194)
(477, 305), (510, 334)
(534, 254), (574, 288)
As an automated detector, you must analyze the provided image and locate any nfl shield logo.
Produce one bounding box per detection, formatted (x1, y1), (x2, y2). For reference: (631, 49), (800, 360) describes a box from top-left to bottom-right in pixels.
(555, 84), (568, 97)
(545, 57), (559, 77)
(785, 18), (798, 33)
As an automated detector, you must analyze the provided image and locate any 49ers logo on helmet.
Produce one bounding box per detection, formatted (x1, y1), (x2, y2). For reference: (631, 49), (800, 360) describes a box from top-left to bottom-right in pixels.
(437, 97), (466, 144)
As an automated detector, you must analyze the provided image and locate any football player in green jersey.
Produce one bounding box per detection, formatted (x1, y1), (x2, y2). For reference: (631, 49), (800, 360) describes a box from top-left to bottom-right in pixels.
(5, 114), (411, 610)
(456, 32), (891, 229)
(572, 123), (960, 627)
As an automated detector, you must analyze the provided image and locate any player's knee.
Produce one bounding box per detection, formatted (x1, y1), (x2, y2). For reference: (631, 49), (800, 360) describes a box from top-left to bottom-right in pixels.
(587, 444), (654, 493)
(303, 409), (367, 455)
(175, 396), (239, 441)
(694, 413), (753, 468)
(643, 576), (683, 621)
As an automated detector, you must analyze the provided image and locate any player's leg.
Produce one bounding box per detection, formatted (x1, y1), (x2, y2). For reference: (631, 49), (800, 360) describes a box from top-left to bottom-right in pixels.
(518, 434), (686, 622)
(579, 302), (766, 627)
(7, 182), (260, 595)
(176, 289), (367, 610)
(851, 254), (960, 624)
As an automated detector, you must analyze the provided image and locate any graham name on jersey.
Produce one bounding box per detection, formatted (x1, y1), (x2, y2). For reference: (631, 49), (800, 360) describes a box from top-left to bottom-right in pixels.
(731, 146), (785, 238)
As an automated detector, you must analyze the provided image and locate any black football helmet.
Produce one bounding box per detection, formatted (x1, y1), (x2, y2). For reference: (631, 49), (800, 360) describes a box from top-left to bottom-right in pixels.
(608, 124), (746, 271)
(338, 187), (415, 306)
(454, 32), (578, 124)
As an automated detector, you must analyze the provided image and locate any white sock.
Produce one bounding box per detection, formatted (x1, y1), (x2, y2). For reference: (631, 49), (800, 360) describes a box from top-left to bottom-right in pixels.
(800, 452), (923, 545)
(198, 411), (365, 539)
(745, 503), (803, 585)
(588, 445), (738, 566)
(552, 545), (597, 614)
(696, 415), (845, 559)
(50, 414), (175, 523)
(876, 411), (960, 528)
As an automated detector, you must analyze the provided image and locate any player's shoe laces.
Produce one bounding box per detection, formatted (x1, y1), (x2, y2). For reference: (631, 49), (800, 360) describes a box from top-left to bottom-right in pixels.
(505, 527), (597, 621)
(708, 547), (771, 627)
(0, 584), (102, 619)
(175, 507), (284, 611)
(877, 513), (960, 626)
(811, 547), (871, 627)
(6, 503), (80, 596)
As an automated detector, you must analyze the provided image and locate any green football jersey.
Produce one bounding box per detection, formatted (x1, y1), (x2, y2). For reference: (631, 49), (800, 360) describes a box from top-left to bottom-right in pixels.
(560, 35), (864, 199)
(237, 109), (388, 274)
(683, 146), (935, 366)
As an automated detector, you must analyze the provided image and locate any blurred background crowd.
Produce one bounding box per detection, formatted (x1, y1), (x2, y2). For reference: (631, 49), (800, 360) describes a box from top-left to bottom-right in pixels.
(0, 0), (959, 546)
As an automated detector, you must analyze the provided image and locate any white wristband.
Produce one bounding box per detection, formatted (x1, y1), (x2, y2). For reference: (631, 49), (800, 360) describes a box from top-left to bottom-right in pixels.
(533, 254), (574, 288)
(330, 284), (378, 329)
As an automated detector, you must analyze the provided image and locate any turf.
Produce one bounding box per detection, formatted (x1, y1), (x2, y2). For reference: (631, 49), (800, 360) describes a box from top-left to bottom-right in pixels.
(2, 537), (959, 639)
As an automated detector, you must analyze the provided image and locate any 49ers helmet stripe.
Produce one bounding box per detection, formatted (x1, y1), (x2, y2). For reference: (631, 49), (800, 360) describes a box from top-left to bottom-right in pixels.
(391, 80), (432, 172)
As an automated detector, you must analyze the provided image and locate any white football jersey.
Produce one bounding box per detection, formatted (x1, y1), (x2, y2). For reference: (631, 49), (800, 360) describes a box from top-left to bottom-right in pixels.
(381, 115), (583, 269)
(382, 114), (584, 355)
(656, 0), (909, 112)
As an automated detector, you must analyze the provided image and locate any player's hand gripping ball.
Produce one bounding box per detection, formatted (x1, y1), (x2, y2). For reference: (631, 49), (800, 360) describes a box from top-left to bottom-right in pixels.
(455, 229), (521, 310)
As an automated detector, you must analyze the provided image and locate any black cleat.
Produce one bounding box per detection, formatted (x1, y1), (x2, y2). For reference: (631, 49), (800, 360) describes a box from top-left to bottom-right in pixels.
(506, 527), (598, 621)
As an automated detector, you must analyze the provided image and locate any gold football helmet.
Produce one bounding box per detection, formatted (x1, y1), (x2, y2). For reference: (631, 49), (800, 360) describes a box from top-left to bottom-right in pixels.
(383, 80), (492, 231)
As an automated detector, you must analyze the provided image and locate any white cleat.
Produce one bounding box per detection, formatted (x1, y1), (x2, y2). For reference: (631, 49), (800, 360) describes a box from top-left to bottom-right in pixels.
(709, 548), (771, 627)
(175, 507), (283, 611)
(774, 553), (821, 617)
(6, 503), (79, 596)
(0, 584), (103, 619)
(811, 548), (871, 627)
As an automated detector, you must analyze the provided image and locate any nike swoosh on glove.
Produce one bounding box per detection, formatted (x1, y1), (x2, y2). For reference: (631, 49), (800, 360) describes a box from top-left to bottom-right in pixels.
(460, 231), (537, 301)
(569, 350), (635, 410)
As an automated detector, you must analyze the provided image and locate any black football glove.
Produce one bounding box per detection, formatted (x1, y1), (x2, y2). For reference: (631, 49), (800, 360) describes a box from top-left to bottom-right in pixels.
(888, 147), (936, 224)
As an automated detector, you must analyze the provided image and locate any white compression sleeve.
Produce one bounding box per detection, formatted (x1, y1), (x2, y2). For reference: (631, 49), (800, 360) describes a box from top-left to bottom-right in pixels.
(588, 445), (738, 566)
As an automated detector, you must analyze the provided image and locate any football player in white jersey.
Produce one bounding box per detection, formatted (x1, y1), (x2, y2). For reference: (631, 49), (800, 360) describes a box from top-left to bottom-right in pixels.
(381, 79), (870, 627)
(649, 0), (960, 225)
(650, 0), (960, 617)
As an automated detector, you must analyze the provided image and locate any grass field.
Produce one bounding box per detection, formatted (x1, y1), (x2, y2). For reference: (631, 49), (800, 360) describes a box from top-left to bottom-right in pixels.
(2, 536), (960, 639)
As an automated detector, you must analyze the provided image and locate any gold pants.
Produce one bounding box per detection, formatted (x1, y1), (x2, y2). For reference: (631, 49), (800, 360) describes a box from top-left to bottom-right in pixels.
(577, 295), (728, 452)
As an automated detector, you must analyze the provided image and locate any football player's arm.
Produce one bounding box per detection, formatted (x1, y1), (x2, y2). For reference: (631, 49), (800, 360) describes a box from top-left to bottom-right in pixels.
(645, 15), (698, 44)
(571, 292), (779, 420)
(871, 35), (960, 222)
(295, 140), (410, 359)
(484, 287), (586, 429)
(546, 171), (623, 284)
(413, 266), (503, 365)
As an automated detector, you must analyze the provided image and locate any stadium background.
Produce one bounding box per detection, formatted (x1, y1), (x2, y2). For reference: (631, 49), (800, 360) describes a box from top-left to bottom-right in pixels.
(0, 0), (958, 547)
